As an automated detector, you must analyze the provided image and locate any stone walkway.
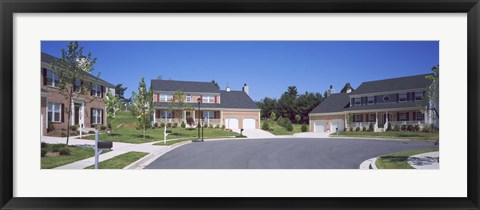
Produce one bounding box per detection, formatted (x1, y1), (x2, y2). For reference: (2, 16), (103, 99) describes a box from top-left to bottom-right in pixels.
(407, 151), (439, 169)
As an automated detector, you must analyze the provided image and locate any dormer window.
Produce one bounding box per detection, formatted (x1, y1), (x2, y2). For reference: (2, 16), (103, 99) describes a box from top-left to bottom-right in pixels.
(185, 95), (192, 102)
(46, 69), (60, 87)
(415, 91), (423, 101)
(367, 96), (374, 105)
(203, 95), (215, 103)
(159, 94), (173, 102)
(354, 98), (361, 106)
(399, 93), (407, 102)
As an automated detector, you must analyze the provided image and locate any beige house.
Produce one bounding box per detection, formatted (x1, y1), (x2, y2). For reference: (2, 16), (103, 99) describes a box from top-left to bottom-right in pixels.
(151, 80), (260, 129)
(309, 74), (437, 133)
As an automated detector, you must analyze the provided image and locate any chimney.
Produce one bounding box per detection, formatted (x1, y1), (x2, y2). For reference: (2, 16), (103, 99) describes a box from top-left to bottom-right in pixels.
(226, 83), (230, 92)
(327, 85), (335, 96)
(242, 83), (249, 95)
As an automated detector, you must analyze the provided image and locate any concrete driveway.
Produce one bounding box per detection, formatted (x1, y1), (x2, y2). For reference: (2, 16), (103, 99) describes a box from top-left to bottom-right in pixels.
(293, 132), (330, 138)
(145, 138), (437, 169)
(235, 129), (276, 138)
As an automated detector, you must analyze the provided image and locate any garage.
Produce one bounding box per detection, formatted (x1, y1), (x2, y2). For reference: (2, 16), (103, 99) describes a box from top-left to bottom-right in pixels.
(242, 118), (256, 129)
(225, 118), (239, 129)
(314, 120), (326, 132)
(330, 119), (345, 132)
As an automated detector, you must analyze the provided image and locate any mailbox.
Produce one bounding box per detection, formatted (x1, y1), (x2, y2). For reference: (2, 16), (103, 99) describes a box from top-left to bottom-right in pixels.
(98, 140), (113, 150)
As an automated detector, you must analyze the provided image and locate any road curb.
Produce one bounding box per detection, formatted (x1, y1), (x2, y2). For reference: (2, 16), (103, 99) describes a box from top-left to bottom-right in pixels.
(359, 157), (378, 169)
(124, 141), (192, 169)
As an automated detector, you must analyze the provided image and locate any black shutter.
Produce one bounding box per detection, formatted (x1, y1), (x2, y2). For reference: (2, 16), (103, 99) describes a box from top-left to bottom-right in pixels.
(90, 109), (94, 124)
(397, 112), (400, 121)
(101, 85), (105, 98)
(42, 68), (47, 85)
(101, 109), (104, 124)
(61, 103), (64, 123)
(396, 94), (399, 102)
(412, 92), (416, 101)
(406, 112), (409, 121)
(413, 111), (417, 121)
(366, 114), (369, 122)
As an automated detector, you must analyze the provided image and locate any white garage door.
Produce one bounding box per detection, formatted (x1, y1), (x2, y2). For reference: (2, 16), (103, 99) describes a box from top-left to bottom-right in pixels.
(314, 120), (326, 132)
(243, 118), (256, 129)
(225, 118), (239, 129)
(330, 119), (345, 132)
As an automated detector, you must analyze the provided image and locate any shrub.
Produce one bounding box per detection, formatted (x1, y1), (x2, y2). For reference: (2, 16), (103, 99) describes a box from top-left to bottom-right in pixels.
(100, 125), (107, 131)
(295, 114), (302, 123)
(349, 127), (353, 132)
(406, 125), (413, 132)
(166, 123), (172, 128)
(414, 124), (420, 132)
(88, 130), (95, 134)
(286, 123), (294, 131)
(355, 127), (360, 132)
(154, 122), (159, 128)
(208, 124), (213, 128)
(277, 117), (292, 128)
(48, 123), (55, 132)
(215, 124), (220, 129)
(160, 122), (166, 128)
(41, 149), (47, 157)
(343, 127), (347, 132)
(368, 123), (374, 132)
(60, 132), (67, 137)
(301, 124), (308, 132)
(262, 121), (270, 131)
(41, 142), (47, 148)
(172, 122), (178, 128)
(362, 127), (367, 132)
(186, 117), (194, 126)
(58, 147), (71, 156)
(386, 122), (392, 131)
(70, 125), (79, 131)
(222, 125), (226, 130)
(393, 124), (400, 131)
(181, 121), (186, 128)
(50, 144), (67, 152)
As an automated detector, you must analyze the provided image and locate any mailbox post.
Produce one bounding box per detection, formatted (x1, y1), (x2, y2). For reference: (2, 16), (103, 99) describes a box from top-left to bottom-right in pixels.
(164, 126), (172, 144)
(94, 130), (113, 169)
(79, 124), (83, 138)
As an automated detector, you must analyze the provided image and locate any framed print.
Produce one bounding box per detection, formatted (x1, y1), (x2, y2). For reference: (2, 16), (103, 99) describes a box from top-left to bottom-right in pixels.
(1, 0), (479, 209)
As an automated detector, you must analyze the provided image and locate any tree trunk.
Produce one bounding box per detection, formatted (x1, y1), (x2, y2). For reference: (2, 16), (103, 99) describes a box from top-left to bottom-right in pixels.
(66, 94), (72, 145)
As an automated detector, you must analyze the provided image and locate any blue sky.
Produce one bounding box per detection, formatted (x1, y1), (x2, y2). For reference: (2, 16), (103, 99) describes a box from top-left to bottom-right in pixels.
(41, 41), (439, 101)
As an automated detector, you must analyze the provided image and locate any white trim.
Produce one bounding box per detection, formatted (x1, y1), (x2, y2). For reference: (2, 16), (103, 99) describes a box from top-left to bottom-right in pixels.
(348, 88), (427, 98)
(309, 111), (345, 116)
(153, 90), (221, 96)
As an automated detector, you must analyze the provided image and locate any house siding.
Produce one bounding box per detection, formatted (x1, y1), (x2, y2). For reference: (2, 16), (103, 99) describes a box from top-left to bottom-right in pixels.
(222, 111), (260, 129)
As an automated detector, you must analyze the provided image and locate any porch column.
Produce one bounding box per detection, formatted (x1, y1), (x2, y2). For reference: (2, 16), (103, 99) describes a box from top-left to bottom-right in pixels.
(220, 111), (223, 126)
(386, 111), (389, 124)
(424, 109), (428, 124)
(375, 112), (378, 129)
(183, 110), (186, 123)
(153, 109), (156, 124)
(193, 110), (196, 124)
(344, 113), (348, 128)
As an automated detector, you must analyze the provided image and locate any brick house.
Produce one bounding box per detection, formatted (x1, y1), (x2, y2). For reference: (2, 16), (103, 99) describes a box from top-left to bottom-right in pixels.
(309, 74), (437, 133)
(151, 80), (261, 129)
(41, 53), (116, 136)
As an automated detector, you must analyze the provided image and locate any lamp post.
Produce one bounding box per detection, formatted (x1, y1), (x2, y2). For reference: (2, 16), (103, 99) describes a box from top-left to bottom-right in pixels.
(143, 103), (148, 139)
(197, 98), (201, 141)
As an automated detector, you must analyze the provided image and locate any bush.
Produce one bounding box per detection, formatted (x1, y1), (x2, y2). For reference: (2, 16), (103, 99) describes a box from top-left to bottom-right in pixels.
(41, 142), (47, 148)
(50, 144), (67, 152)
(215, 124), (220, 129)
(355, 127), (360, 132)
(393, 124), (400, 131)
(41, 149), (47, 157)
(88, 130), (95, 134)
(100, 125), (107, 131)
(368, 123), (374, 132)
(406, 125), (413, 132)
(208, 124), (213, 128)
(160, 122), (166, 128)
(343, 127), (347, 132)
(181, 121), (186, 128)
(154, 122), (159, 128)
(48, 123), (55, 132)
(286, 123), (294, 131)
(414, 124), (420, 132)
(70, 125), (79, 131)
(386, 122), (392, 131)
(262, 121), (270, 131)
(349, 127), (353, 132)
(362, 127), (367, 132)
(60, 132), (67, 137)
(172, 122), (178, 128)
(222, 125), (226, 130)
(166, 123), (172, 128)
(301, 124), (308, 132)
(58, 147), (71, 156)
(277, 117), (292, 128)
(186, 117), (194, 126)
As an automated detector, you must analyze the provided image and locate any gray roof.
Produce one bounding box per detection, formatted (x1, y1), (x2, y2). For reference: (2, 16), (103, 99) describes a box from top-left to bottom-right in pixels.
(351, 74), (433, 95)
(153, 90), (259, 110)
(310, 93), (350, 114)
(41, 52), (115, 88)
(151, 79), (220, 93)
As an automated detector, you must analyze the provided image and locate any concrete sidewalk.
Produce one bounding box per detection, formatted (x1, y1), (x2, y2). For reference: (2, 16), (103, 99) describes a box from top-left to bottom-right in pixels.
(234, 129), (276, 138)
(408, 151), (439, 169)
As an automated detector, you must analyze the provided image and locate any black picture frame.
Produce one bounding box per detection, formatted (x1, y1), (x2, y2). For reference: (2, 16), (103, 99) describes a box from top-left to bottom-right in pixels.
(1, 0), (479, 209)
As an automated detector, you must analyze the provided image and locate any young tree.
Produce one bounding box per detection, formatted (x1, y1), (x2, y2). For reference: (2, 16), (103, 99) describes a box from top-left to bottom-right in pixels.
(114, 83), (128, 102)
(130, 77), (154, 139)
(417, 65), (439, 131)
(50, 41), (97, 145)
(104, 91), (121, 134)
(166, 90), (193, 124)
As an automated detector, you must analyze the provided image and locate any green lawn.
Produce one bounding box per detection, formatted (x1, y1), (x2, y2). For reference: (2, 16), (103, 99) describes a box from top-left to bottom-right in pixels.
(41, 144), (96, 169)
(330, 131), (439, 141)
(376, 148), (439, 169)
(82, 111), (240, 144)
(85, 152), (149, 169)
(266, 122), (305, 135)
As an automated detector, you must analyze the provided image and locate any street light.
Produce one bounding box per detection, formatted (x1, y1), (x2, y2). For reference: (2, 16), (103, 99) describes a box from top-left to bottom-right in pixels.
(193, 98), (202, 142)
(143, 103), (148, 139)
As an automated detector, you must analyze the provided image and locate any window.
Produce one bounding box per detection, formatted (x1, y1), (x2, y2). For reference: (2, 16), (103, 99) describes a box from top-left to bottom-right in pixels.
(399, 112), (407, 121)
(47, 102), (62, 122)
(92, 108), (102, 124)
(416, 112), (424, 121)
(354, 114), (361, 122)
(383, 95), (390, 102)
(354, 98), (361, 106)
(159, 94), (173, 102)
(73, 79), (81, 92)
(202, 111), (215, 119)
(46, 69), (60, 87)
(368, 113), (376, 122)
(399, 93), (407, 102)
(185, 95), (192, 102)
(160, 111), (173, 119)
(203, 95), (215, 103)
(415, 91), (423, 101)
(91, 84), (102, 97)
(367, 96), (374, 105)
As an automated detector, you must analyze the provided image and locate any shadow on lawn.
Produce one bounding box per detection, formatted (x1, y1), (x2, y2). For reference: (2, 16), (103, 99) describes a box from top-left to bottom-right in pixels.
(379, 156), (408, 162)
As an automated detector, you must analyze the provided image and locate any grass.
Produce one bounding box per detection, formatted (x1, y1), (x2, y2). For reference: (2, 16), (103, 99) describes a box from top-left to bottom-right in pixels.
(85, 152), (149, 169)
(266, 122), (305, 135)
(330, 131), (439, 141)
(375, 147), (439, 169)
(41, 143), (95, 169)
(82, 111), (240, 144)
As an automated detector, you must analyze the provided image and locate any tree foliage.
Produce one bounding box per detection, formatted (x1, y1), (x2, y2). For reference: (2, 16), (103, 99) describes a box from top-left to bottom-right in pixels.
(211, 80), (220, 90)
(340, 82), (355, 93)
(50, 41), (97, 145)
(104, 91), (121, 134)
(130, 77), (154, 138)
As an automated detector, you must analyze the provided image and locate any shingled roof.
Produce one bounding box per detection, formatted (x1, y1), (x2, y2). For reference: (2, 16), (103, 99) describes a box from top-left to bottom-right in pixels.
(41, 52), (115, 88)
(352, 74), (433, 95)
(309, 93), (350, 114)
(151, 79), (221, 93)
(153, 90), (259, 110)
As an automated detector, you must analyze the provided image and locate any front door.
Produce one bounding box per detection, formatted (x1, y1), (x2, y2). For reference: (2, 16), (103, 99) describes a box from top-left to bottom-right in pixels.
(74, 103), (81, 125)
(379, 114), (385, 128)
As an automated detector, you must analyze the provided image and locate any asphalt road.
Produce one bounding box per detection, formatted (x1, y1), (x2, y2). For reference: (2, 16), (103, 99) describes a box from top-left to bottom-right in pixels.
(145, 138), (437, 169)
